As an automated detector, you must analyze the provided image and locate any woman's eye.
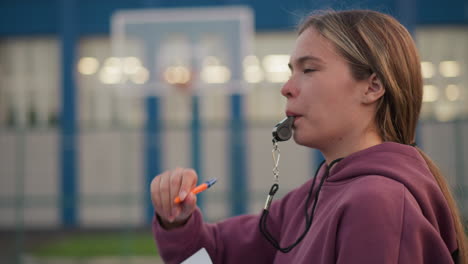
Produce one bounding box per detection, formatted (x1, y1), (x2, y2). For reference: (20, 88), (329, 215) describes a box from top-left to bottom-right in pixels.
(303, 69), (316, 73)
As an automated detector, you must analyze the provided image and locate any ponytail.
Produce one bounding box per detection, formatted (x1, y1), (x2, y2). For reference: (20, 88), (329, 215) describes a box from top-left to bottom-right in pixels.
(417, 148), (467, 264)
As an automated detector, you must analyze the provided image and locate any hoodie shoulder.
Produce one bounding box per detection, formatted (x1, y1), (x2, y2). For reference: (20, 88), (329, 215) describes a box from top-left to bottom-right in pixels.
(335, 175), (455, 263)
(339, 175), (407, 212)
(335, 175), (407, 263)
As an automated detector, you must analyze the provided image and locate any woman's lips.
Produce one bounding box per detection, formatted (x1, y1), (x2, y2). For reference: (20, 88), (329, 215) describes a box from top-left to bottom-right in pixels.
(285, 110), (300, 117)
(285, 111), (302, 128)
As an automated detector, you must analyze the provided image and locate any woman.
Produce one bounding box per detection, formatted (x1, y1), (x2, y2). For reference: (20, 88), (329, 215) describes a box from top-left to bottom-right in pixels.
(150, 10), (467, 263)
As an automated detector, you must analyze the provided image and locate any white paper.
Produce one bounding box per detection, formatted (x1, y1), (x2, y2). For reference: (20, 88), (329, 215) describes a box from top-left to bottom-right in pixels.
(181, 248), (213, 264)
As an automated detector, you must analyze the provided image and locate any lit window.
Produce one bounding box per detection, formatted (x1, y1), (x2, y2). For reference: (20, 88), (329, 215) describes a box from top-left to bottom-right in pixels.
(445, 84), (460, 101)
(263, 55), (290, 83)
(200, 56), (231, 84)
(78, 57), (99, 75)
(439, 61), (460, 77)
(423, 85), (439, 102)
(164, 66), (191, 85)
(434, 102), (457, 122)
(201, 65), (231, 84)
(130, 67), (149, 84)
(243, 55), (264, 83)
(122, 56), (142, 75)
(421, 61), (434, 79)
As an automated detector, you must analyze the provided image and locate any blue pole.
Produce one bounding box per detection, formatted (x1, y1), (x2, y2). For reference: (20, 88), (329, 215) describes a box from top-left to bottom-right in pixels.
(145, 96), (162, 223)
(191, 96), (204, 208)
(142, 0), (164, 225)
(229, 94), (247, 216)
(60, 0), (78, 227)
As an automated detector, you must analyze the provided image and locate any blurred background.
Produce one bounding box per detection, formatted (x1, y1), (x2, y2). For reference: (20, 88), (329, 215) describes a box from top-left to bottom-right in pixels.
(0, 0), (467, 263)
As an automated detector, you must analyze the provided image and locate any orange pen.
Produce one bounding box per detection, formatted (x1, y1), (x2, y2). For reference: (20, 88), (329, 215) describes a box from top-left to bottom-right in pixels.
(174, 178), (217, 204)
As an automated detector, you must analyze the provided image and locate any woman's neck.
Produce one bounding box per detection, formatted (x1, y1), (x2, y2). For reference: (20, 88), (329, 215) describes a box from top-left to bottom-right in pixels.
(321, 129), (383, 166)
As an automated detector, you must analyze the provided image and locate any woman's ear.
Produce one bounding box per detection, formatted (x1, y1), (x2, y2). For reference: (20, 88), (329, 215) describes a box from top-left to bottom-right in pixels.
(362, 73), (385, 104)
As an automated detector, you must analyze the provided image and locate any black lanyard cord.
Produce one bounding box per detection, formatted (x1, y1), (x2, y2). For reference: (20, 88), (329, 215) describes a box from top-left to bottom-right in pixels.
(304, 160), (326, 224)
(259, 158), (343, 253)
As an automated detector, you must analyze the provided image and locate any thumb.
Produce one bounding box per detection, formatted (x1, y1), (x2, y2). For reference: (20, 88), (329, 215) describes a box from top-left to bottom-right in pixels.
(174, 192), (197, 222)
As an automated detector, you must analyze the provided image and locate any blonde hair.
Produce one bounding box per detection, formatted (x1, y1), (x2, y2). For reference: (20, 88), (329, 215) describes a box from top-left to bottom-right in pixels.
(299, 9), (466, 263)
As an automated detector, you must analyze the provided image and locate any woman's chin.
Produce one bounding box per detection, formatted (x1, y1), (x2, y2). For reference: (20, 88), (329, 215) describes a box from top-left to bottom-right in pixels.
(293, 132), (319, 149)
(292, 132), (307, 146)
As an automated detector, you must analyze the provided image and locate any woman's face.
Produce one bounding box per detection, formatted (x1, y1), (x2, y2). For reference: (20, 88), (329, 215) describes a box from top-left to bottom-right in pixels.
(282, 27), (371, 150)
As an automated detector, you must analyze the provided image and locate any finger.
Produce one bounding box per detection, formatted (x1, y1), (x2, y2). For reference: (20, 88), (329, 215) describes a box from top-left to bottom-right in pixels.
(169, 168), (184, 218)
(151, 173), (163, 215)
(177, 192), (197, 221)
(179, 169), (198, 203)
(159, 173), (171, 221)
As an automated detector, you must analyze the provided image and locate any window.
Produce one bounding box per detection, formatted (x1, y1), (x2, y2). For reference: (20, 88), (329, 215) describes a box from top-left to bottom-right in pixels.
(416, 27), (468, 121)
(0, 37), (59, 129)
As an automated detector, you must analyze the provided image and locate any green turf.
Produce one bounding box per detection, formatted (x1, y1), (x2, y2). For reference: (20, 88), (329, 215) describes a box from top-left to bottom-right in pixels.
(31, 232), (159, 258)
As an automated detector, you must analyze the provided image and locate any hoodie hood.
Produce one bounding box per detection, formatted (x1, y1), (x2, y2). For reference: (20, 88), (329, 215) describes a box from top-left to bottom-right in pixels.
(324, 141), (458, 253)
(327, 142), (429, 183)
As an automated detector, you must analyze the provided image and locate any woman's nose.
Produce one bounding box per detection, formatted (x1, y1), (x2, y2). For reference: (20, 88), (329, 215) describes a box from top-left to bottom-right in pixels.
(280, 78), (297, 98)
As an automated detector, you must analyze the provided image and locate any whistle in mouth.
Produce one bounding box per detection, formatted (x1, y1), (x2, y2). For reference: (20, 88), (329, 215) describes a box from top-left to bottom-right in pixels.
(272, 116), (295, 142)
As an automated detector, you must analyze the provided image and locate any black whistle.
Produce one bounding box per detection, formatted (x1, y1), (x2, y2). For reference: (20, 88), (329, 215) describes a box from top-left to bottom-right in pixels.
(272, 116), (295, 142)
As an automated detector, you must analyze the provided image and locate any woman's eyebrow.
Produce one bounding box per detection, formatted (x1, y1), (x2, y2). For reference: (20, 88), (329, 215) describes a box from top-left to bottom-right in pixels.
(288, 55), (325, 70)
(297, 55), (325, 64)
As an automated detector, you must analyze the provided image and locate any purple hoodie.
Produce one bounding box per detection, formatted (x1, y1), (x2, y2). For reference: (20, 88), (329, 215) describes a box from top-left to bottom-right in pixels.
(153, 142), (458, 263)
